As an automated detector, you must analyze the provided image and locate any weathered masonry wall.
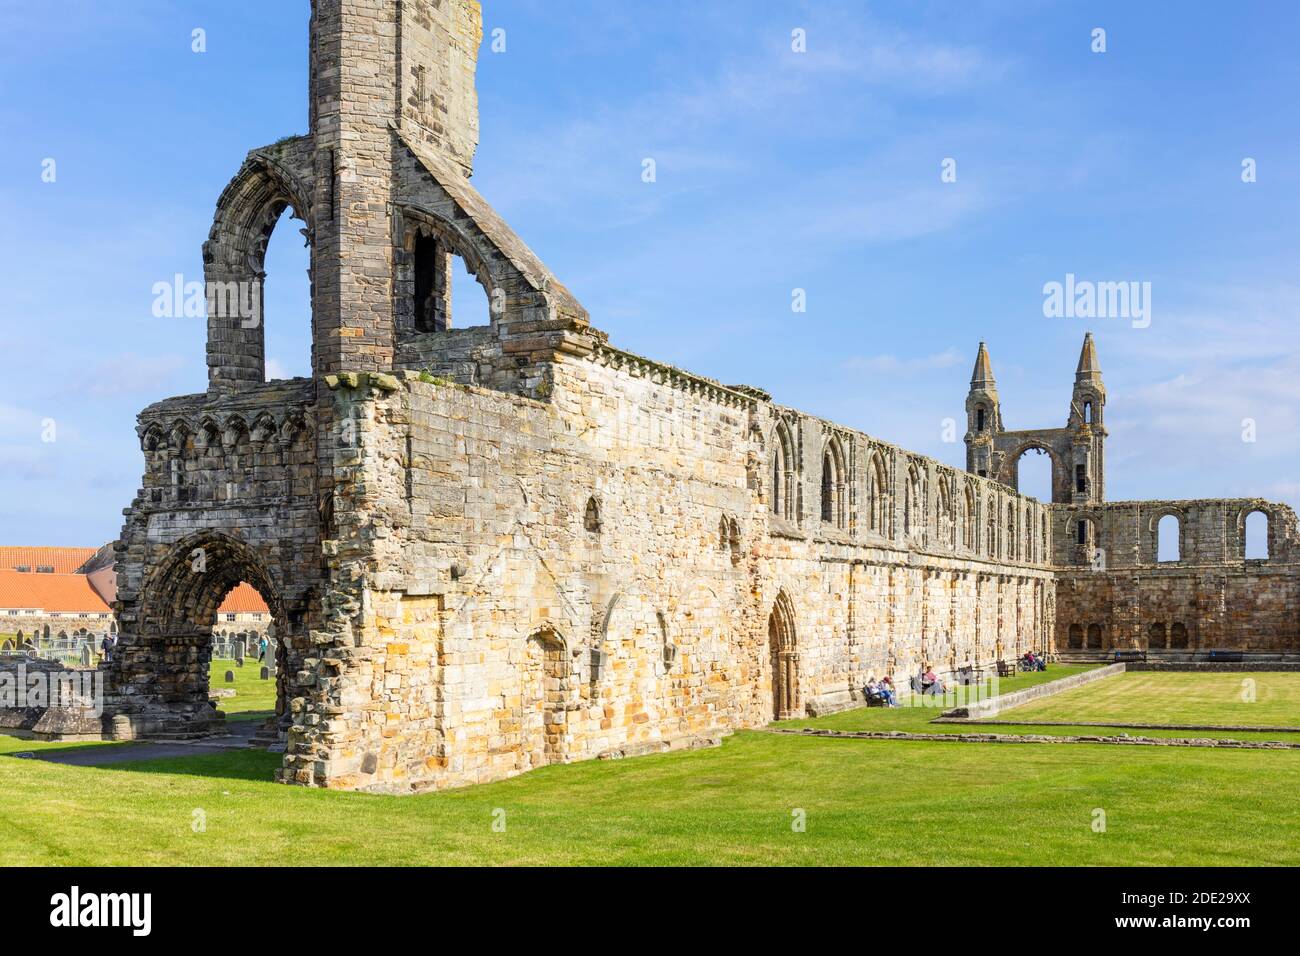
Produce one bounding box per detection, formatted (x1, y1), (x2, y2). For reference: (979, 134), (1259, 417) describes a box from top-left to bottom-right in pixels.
(1051, 500), (1300, 652)
(302, 341), (1055, 792)
(107, 380), (321, 739)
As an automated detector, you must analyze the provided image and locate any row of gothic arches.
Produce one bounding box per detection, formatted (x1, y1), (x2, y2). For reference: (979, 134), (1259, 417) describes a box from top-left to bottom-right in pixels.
(1067, 622), (1190, 650)
(769, 419), (1047, 562)
(1071, 508), (1273, 564)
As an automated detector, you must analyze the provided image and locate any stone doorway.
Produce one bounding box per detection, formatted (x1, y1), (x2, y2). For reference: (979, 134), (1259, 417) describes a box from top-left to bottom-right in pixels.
(114, 533), (289, 738)
(519, 628), (567, 772)
(768, 591), (800, 720)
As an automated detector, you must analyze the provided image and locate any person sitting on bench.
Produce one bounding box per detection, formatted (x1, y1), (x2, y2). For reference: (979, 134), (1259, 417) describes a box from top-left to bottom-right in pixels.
(921, 666), (946, 695)
(864, 678), (885, 706)
(879, 675), (898, 707)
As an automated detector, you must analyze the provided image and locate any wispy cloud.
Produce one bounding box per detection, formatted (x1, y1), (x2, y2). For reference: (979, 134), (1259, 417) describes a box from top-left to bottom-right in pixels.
(844, 348), (966, 374)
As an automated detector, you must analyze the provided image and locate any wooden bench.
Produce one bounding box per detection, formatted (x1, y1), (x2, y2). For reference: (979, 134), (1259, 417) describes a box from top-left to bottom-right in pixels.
(1205, 650), (1244, 663)
(1113, 649), (1147, 663)
(995, 660), (1017, 678)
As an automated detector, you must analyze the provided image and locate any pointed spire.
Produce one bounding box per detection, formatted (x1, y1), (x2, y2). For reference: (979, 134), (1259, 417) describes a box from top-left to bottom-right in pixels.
(1075, 332), (1102, 383)
(970, 341), (996, 389)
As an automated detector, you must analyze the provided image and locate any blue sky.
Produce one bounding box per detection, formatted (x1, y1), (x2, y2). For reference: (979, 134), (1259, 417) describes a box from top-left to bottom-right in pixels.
(1, 0), (1299, 545)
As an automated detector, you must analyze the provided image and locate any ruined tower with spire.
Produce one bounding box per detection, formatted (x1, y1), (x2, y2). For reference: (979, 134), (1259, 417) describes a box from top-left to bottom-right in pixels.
(2, 0), (1293, 790)
(964, 333), (1107, 506)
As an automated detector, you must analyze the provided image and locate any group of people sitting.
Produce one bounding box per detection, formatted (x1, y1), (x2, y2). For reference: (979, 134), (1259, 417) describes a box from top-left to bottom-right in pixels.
(1021, 650), (1048, 672)
(865, 664), (953, 706)
(863, 675), (899, 707)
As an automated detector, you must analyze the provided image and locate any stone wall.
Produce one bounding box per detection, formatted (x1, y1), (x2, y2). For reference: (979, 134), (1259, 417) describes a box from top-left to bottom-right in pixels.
(1052, 500), (1300, 652)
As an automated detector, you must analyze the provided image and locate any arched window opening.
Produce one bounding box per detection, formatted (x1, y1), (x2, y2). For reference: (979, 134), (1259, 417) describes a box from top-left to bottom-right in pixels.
(1148, 621), (1167, 650)
(584, 496), (601, 534)
(821, 451), (836, 525)
(411, 228), (492, 333)
(1068, 623), (1083, 649)
(904, 465), (923, 538)
(976, 407), (986, 432)
(1084, 401), (1093, 424)
(770, 421), (796, 522)
(1157, 514), (1181, 562)
(260, 204), (312, 381)
(1006, 502), (1017, 560)
(866, 451), (889, 535)
(1074, 464), (1088, 495)
(1244, 510), (1270, 559)
(1016, 448), (1053, 502)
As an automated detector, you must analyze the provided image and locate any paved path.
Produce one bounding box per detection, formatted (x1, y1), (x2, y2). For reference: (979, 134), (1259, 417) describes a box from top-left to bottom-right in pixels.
(10, 723), (262, 766)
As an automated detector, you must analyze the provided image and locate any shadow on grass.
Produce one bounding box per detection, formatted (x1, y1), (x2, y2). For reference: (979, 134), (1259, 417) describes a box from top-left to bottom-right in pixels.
(91, 749), (284, 784)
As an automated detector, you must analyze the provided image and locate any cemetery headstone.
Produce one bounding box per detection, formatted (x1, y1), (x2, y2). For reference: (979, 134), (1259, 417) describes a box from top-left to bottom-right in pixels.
(225, 670), (235, 683)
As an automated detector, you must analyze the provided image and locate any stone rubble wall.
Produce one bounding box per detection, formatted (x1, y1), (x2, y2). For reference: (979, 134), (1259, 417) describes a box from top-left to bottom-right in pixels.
(313, 345), (1057, 792)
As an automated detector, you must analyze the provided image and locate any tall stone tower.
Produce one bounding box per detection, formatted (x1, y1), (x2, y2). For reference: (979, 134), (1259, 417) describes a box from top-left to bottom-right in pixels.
(110, 0), (591, 784)
(1067, 332), (1106, 504)
(964, 341), (1003, 479)
(963, 333), (1106, 505)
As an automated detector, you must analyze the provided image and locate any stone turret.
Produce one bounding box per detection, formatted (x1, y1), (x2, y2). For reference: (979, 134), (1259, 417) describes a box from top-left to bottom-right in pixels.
(1067, 332), (1106, 503)
(964, 342), (1003, 479)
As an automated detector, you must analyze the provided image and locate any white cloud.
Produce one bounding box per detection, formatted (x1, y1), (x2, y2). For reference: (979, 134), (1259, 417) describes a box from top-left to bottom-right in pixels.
(844, 348), (965, 374)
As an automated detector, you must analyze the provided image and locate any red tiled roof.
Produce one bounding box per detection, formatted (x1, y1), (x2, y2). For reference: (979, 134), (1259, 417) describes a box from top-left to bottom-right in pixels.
(0, 546), (98, 575)
(217, 582), (269, 614)
(0, 570), (112, 613)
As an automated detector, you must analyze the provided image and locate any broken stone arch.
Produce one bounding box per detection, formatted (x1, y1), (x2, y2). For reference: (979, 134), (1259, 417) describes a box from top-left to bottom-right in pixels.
(115, 530), (288, 733)
(398, 205), (501, 334)
(999, 441), (1064, 502)
(205, 142), (316, 390)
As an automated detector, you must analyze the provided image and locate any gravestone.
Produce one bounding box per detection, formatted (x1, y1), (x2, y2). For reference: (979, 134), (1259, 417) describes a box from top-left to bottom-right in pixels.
(80, 644), (92, 667)
(260, 666), (269, 680)
(225, 670), (235, 683)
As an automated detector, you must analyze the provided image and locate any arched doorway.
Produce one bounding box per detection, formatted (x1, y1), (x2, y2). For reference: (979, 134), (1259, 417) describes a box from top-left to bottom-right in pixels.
(1148, 621), (1167, 650)
(519, 627), (568, 772)
(1068, 623), (1083, 649)
(117, 532), (291, 737)
(1086, 623), (1103, 649)
(768, 591), (800, 720)
(1170, 622), (1189, 649)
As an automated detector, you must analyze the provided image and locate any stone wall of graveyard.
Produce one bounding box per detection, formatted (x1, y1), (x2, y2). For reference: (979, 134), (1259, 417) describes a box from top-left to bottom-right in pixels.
(1051, 500), (1300, 652)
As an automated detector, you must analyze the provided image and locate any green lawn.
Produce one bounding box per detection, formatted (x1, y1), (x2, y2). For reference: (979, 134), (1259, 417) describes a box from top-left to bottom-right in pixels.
(994, 672), (1300, 729)
(1, 726), (1298, 865)
(209, 658), (277, 721)
(2, 664), (1298, 865)
(790, 666), (1300, 743)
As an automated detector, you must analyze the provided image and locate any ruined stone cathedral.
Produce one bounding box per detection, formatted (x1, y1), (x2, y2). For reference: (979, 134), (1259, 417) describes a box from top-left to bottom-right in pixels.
(101, 1), (1299, 792)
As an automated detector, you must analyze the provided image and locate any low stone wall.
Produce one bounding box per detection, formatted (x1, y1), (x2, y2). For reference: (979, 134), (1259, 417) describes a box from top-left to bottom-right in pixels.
(1130, 661), (1300, 673)
(767, 727), (1300, 750)
(0, 658), (108, 740)
(939, 663), (1125, 719)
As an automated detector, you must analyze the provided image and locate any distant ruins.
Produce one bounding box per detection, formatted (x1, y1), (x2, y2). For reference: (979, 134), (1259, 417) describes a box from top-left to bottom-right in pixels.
(3, 1), (1294, 792)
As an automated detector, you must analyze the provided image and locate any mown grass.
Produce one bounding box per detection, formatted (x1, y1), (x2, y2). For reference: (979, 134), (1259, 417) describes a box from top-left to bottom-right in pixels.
(209, 658), (277, 721)
(1, 665), (1297, 866)
(992, 671), (1300, 729)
